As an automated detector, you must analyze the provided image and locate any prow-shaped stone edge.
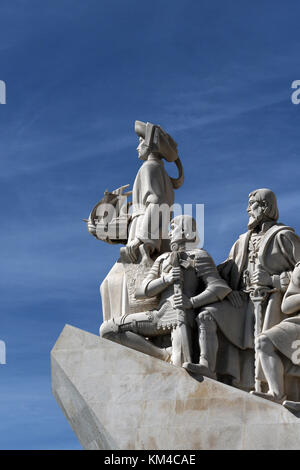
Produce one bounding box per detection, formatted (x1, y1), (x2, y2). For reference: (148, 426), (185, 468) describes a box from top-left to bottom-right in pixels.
(51, 324), (300, 450)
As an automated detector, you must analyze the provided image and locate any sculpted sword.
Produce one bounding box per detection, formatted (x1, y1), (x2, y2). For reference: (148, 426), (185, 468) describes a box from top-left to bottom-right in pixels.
(244, 267), (278, 392)
(171, 248), (192, 364)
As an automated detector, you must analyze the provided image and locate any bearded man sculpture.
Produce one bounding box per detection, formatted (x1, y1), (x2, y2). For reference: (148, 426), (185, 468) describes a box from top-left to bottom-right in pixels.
(100, 215), (231, 366)
(184, 189), (300, 391)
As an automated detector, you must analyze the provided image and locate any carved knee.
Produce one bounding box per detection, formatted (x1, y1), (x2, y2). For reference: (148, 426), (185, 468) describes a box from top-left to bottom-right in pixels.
(256, 334), (274, 354)
(99, 319), (119, 339)
(196, 310), (216, 330)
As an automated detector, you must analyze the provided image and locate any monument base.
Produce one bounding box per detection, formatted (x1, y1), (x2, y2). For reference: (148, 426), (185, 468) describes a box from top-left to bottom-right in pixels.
(51, 324), (300, 450)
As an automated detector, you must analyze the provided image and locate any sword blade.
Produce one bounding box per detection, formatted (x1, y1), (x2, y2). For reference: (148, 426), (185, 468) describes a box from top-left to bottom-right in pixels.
(252, 296), (264, 392)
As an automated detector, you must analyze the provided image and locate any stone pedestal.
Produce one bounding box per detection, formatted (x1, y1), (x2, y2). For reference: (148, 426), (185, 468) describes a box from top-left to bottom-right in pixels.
(51, 324), (300, 450)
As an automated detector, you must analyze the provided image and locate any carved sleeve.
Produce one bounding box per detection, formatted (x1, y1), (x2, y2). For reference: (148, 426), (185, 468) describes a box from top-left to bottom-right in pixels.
(135, 254), (168, 299)
(282, 263), (300, 314)
(277, 231), (300, 265)
(191, 250), (232, 309)
(275, 231), (300, 291)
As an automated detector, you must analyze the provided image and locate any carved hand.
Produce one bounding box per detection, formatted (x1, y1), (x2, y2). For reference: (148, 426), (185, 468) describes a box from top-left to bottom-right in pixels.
(227, 290), (243, 308)
(280, 271), (291, 291)
(173, 293), (193, 310)
(163, 267), (181, 285)
(251, 269), (272, 287)
(126, 238), (142, 262)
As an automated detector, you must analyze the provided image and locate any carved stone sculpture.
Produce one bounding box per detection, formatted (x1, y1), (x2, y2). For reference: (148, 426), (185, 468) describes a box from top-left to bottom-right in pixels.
(86, 121), (184, 322)
(86, 184), (132, 245)
(52, 123), (300, 451)
(183, 189), (300, 393)
(252, 262), (300, 409)
(87, 120), (184, 262)
(86, 126), (300, 405)
(123, 120), (184, 264)
(100, 215), (231, 366)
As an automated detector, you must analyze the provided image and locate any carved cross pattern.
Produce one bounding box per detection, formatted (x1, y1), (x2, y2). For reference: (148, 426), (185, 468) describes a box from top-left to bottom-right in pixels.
(248, 234), (263, 265)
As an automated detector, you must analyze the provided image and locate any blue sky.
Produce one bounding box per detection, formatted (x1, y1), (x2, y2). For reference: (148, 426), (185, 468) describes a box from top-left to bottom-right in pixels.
(1, 0), (300, 449)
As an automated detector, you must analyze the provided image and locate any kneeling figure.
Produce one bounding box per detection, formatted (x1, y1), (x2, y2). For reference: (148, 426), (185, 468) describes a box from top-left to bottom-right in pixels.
(100, 215), (231, 366)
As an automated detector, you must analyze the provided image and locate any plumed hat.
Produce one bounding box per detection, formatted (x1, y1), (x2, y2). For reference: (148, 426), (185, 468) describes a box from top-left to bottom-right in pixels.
(135, 120), (179, 162)
(135, 120), (184, 189)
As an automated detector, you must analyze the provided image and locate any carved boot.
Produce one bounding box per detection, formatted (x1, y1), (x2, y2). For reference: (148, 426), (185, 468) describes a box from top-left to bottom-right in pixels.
(283, 400), (300, 412)
(100, 319), (171, 362)
(183, 311), (217, 380)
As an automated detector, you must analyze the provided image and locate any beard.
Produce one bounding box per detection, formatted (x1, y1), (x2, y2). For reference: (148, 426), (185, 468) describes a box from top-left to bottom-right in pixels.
(137, 144), (150, 161)
(248, 213), (264, 230)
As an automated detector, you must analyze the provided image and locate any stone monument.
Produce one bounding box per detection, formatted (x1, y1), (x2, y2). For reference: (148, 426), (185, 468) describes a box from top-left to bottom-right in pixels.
(51, 121), (300, 449)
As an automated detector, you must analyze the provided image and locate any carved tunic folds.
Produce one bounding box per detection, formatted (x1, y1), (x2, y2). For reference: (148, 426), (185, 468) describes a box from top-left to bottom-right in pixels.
(128, 156), (174, 253)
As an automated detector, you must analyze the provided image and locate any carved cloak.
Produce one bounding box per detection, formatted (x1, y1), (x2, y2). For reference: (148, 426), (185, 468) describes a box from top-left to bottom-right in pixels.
(205, 223), (300, 390)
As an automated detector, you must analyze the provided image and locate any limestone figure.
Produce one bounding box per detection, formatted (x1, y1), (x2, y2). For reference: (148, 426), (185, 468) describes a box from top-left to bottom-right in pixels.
(100, 215), (231, 366)
(251, 262), (300, 408)
(86, 120), (185, 322)
(86, 121), (184, 263)
(183, 189), (300, 390)
(123, 120), (184, 264)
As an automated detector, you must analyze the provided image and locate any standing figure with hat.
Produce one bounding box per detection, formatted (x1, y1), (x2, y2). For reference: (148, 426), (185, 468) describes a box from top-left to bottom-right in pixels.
(123, 120), (184, 264)
(86, 120), (185, 323)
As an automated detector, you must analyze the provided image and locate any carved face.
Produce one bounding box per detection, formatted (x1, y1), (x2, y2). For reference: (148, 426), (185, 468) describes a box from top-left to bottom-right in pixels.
(169, 219), (184, 245)
(247, 196), (265, 229)
(169, 216), (196, 246)
(136, 137), (149, 161)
